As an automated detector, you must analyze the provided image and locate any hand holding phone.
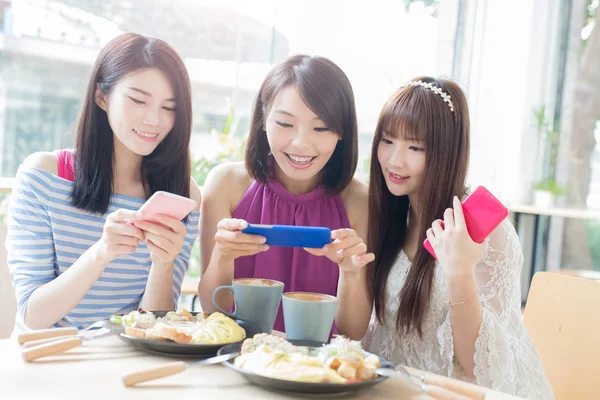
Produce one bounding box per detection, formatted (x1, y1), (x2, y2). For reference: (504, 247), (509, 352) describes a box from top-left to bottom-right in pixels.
(99, 209), (146, 261)
(423, 186), (508, 260)
(135, 191), (196, 264)
(213, 219), (271, 260)
(241, 224), (332, 249)
(303, 228), (375, 272)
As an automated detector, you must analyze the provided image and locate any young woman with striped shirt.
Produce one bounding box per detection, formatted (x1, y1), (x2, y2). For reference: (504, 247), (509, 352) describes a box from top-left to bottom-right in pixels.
(7, 33), (201, 330)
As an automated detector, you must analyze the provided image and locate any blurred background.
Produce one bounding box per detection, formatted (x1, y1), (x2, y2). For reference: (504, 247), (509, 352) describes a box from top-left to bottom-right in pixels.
(0, 0), (598, 298)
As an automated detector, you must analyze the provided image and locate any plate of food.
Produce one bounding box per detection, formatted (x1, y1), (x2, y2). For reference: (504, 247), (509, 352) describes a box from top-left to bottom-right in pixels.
(216, 333), (393, 395)
(110, 309), (262, 357)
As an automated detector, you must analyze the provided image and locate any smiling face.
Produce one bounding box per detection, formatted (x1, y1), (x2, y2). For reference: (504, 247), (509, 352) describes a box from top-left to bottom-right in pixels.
(264, 85), (341, 193)
(377, 132), (426, 199)
(95, 68), (176, 157)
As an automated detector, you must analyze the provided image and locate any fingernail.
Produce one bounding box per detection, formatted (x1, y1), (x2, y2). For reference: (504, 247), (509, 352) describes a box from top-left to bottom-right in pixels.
(263, 245), (269, 251)
(260, 237), (267, 244)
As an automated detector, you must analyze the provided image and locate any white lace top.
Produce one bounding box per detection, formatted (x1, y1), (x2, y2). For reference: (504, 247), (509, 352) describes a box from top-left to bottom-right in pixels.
(362, 219), (554, 399)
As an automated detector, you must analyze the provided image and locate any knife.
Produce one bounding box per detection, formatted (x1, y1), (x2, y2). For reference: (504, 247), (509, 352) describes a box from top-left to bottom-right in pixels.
(376, 366), (485, 400)
(18, 319), (109, 345)
(17, 327), (78, 345)
(22, 329), (116, 362)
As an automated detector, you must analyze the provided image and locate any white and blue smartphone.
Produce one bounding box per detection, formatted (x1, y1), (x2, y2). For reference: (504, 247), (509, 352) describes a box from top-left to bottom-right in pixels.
(241, 224), (331, 249)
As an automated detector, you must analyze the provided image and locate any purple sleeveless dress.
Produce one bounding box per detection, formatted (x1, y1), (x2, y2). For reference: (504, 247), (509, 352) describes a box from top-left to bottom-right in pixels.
(232, 177), (351, 332)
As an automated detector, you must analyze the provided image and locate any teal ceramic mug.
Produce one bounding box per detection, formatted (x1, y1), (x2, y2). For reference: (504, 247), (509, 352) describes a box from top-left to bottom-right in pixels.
(212, 278), (284, 334)
(282, 292), (337, 342)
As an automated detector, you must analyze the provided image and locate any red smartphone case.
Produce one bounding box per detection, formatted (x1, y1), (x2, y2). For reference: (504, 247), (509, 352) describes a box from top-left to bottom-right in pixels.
(423, 186), (509, 260)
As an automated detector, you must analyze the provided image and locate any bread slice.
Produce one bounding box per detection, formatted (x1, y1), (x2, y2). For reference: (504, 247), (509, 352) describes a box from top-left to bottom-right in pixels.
(125, 327), (147, 339)
(151, 322), (193, 344)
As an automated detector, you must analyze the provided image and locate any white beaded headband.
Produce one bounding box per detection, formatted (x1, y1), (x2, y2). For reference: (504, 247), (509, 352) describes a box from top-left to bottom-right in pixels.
(400, 80), (455, 113)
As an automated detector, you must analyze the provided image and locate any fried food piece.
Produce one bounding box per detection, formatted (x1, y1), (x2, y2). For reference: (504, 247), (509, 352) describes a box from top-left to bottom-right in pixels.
(165, 308), (194, 323)
(357, 363), (377, 381)
(241, 333), (295, 354)
(336, 362), (358, 379)
(336, 353), (380, 381)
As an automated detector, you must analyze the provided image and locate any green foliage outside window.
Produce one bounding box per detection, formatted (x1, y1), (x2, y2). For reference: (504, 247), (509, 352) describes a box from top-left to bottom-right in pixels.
(187, 106), (247, 277)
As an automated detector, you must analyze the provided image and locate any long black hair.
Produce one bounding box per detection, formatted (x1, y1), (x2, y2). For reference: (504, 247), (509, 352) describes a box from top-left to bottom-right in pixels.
(71, 33), (192, 213)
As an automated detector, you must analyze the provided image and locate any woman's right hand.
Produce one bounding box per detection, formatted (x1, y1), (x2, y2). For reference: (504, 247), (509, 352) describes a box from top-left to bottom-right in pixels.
(97, 210), (146, 261)
(213, 218), (269, 261)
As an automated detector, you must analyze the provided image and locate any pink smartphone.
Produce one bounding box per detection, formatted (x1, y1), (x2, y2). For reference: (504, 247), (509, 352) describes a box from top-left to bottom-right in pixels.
(138, 191), (197, 224)
(423, 186), (509, 260)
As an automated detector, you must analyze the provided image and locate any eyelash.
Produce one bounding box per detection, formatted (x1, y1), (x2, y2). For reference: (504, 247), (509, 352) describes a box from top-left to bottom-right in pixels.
(128, 96), (175, 112)
(381, 138), (425, 151)
(275, 121), (329, 132)
(129, 96), (144, 105)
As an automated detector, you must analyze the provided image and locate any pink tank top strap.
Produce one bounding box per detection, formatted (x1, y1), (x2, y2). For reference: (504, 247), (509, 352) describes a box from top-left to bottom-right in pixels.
(55, 149), (75, 182)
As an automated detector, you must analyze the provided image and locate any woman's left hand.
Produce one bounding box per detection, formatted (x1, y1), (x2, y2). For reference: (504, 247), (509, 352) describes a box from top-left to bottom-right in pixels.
(134, 214), (187, 266)
(426, 196), (486, 278)
(304, 229), (375, 274)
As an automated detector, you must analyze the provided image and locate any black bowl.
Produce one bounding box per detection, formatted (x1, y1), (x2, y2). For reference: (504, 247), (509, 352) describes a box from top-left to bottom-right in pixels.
(217, 340), (391, 395)
(116, 311), (262, 358)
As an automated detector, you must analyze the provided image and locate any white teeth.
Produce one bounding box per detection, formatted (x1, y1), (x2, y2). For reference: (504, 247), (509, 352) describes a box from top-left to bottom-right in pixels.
(391, 172), (408, 179)
(288, 155), (314, 164)
(133, 129), (158, 138)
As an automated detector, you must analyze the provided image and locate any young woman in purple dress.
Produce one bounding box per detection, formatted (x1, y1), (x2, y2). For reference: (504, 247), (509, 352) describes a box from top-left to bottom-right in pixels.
(198, 55), (374, 334)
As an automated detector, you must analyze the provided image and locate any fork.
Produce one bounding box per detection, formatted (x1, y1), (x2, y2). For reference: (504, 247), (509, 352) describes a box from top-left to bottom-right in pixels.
(19, 320), (107, 347)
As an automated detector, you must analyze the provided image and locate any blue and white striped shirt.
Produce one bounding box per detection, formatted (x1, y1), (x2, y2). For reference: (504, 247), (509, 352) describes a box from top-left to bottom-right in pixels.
(7, 166), (200, 329)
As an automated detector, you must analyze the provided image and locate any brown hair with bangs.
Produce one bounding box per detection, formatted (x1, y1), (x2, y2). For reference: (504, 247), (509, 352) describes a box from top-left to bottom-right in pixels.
(367, 77), (470, 336)
(245, 54), (358, 195)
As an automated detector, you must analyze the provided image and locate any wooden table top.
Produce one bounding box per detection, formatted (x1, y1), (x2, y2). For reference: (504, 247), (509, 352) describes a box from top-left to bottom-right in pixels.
(0, 335), (525, 400)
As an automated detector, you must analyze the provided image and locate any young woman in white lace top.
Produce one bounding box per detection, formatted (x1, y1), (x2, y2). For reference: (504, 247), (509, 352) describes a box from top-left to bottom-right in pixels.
(339, 77), (553, 399)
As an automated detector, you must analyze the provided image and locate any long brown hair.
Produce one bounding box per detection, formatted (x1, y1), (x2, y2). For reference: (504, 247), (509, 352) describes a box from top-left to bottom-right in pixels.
(245, 54), (358, 195)
(72, 33), (192, 214)
(367, 77), (470, 336)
